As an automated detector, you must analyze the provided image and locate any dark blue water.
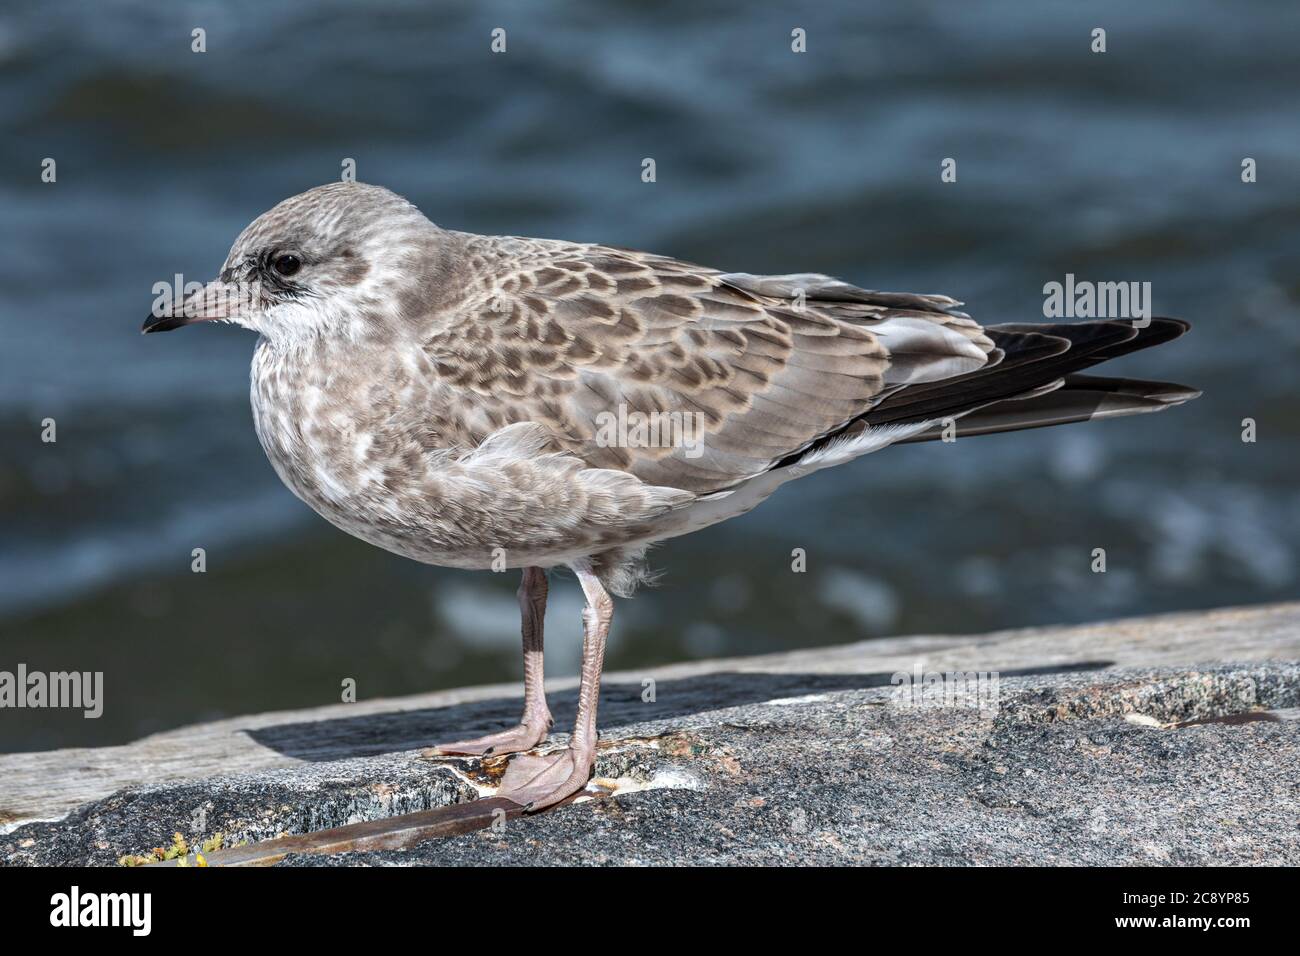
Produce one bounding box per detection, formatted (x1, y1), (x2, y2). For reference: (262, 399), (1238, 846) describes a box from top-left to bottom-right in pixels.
(2, 0), (1298, 750)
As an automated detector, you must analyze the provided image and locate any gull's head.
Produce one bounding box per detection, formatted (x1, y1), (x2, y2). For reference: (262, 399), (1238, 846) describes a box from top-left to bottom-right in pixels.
(143, 182), (443, 345)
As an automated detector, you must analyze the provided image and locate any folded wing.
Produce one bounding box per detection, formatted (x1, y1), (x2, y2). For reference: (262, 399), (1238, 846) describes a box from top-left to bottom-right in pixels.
(422, 238), (995, 493)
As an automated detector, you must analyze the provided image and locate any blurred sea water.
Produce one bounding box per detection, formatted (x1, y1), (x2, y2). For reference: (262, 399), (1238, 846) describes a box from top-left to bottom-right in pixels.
(1, 0), (1298, 750)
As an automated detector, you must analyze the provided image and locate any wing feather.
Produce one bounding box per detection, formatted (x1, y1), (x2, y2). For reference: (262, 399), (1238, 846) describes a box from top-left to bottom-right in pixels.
(421, 237), (995, 493)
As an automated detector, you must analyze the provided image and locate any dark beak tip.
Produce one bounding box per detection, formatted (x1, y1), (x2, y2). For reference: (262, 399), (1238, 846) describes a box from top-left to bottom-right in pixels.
(142, 314), (183, 334)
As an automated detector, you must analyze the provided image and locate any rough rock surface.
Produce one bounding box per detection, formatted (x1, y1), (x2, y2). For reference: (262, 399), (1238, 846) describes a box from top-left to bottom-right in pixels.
(2, 603), (1299, 866)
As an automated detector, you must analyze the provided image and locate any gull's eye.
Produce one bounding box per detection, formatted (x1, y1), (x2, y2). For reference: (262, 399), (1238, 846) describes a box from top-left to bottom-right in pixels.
(272, 253), (302, 277)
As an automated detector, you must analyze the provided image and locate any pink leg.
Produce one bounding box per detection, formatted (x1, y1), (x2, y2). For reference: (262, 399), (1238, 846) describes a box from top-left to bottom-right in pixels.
(432, 567), (554, 756)
(496, 560), (612, 811)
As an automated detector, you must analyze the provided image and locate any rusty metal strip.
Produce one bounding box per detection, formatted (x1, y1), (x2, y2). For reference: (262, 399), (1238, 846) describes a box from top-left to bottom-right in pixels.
(150, 796), (536, 867)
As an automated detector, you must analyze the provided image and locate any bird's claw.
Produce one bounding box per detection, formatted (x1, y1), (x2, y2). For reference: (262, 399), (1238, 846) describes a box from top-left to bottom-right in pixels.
(496, 747), (595, 812)
(428, 720), (551, 758)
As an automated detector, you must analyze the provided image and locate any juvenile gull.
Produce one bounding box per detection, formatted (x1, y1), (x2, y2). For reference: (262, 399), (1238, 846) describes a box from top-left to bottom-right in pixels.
(144, 182), (1199, 811)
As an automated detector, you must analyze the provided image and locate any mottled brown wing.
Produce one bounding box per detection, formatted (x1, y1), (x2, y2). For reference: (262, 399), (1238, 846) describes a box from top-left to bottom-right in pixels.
(421, 236), (994, 494)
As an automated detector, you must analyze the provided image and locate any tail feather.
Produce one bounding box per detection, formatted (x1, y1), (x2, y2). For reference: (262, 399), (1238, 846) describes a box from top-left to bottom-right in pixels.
(777, 317), (1197, 465)
(867, 319), (1183, 426)
(896, 373), (1201, 443)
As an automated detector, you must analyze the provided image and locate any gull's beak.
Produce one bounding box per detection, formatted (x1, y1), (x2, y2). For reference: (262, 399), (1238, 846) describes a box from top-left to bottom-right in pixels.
(142, 279), (247, 334)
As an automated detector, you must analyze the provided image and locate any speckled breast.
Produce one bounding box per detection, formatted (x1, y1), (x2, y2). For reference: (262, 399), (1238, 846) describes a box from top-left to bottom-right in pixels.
(247, 339), (492, 568)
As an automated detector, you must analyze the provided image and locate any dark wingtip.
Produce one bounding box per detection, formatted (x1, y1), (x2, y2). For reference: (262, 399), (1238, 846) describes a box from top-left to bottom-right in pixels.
(1168, 386), (1203, 403)
(1061, 374), (1202, 404)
